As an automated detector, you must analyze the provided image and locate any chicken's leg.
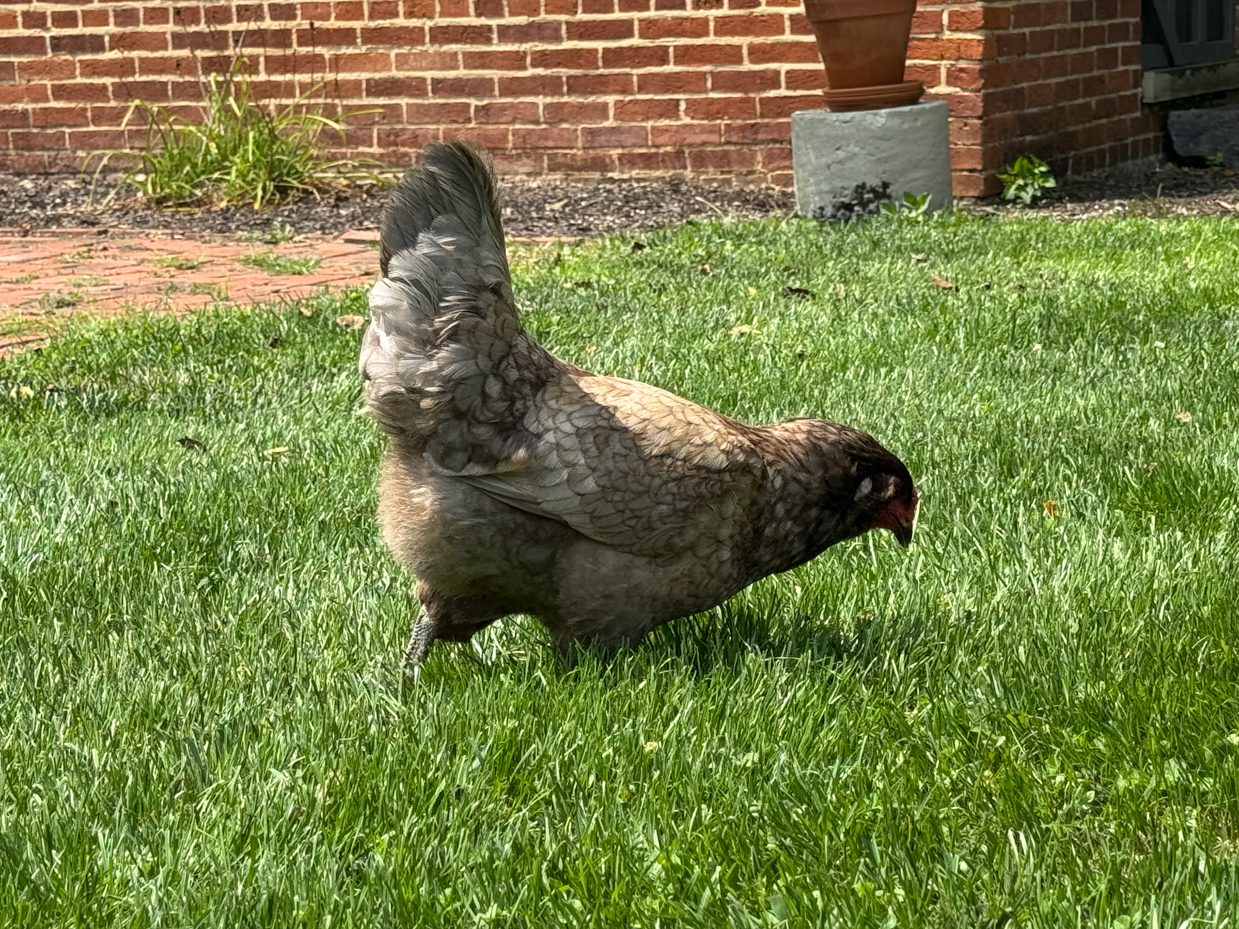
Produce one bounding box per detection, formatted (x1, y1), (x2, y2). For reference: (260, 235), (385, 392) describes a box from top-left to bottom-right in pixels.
(403, 612), (438, 678)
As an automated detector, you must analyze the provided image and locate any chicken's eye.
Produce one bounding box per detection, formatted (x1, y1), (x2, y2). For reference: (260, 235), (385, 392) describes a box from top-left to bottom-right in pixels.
(854, 476), (873, 500)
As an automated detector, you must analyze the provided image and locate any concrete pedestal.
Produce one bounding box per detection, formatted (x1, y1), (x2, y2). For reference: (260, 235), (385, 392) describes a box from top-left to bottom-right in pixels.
(791, 100), (953, 219)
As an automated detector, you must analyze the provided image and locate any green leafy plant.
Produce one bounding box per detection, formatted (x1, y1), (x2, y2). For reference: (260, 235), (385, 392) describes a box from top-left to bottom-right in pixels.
(998, 155), (1058, 206)
(239, 251), (322, 275)
(1206, 152), (1225, 167)
(92, 60), (378, 210)
(151, 255), (205, 271)
(879, 190), (934, 222)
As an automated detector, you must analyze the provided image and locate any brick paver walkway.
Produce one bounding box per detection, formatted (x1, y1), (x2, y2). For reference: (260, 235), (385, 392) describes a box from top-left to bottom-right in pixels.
(0, 227), (380, 354)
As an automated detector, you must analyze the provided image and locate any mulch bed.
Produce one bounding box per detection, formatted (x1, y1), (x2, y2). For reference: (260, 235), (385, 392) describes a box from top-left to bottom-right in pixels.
(0, 163), (1235, 239)
(0, 173), (798, 239)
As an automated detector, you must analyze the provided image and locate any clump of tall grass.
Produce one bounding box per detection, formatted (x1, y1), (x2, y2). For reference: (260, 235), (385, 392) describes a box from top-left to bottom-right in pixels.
(95, 61), (379, 210)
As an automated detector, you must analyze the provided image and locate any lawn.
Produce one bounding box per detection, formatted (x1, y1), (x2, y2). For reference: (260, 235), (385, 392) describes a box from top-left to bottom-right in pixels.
(2, 213), (1238, 927)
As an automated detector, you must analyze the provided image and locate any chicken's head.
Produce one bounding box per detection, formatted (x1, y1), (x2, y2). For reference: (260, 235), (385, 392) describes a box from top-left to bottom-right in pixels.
(792, 421), (919, 552)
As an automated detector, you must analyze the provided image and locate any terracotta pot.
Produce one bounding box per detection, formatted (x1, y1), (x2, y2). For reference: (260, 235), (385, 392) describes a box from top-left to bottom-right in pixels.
(802, 0), (924, 111)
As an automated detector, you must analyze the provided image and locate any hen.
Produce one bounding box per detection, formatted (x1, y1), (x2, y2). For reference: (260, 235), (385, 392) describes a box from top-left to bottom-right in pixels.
(359, 142), (918, 669)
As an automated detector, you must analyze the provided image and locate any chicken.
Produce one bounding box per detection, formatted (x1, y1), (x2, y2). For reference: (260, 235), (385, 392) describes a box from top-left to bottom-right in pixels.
(359, 142), (918, 670)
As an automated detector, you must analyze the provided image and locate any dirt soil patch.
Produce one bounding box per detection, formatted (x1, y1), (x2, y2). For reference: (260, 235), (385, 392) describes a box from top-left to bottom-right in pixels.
(1, 164), (1237, 239)
(0, 173), (798, 239)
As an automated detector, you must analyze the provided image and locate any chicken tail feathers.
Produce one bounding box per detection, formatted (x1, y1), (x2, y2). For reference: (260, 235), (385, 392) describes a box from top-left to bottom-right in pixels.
(360, 142), (557, 473)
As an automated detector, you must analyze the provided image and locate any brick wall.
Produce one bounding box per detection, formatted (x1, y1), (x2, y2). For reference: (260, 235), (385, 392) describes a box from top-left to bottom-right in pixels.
(0, 0), (991, 188)
(2, 1), (1236, 191)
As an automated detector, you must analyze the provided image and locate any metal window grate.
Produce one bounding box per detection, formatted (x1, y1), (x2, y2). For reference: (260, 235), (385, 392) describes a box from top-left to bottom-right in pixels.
(1143, 0), (1236, 68)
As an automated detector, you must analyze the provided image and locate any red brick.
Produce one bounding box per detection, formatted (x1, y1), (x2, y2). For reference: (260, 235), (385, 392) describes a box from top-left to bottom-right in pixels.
(402, 0), (435, 13)
(567, 72), (635, 94)
(759, 146), (792, 170)
(497, 21), (563, 43)
(462, 49), (527, 70)
(377, 127), (439, 148)
(370, 1), (400, 17)
(650, 122), (720, 145)
(532, 48), (600, 70)
(616, 150), (689, 172)
(335, 1), (367, 18)
(566, 18), (634, 40)
(757, 93), (823, 118)
(32, 104), (94, 128)
(723, 120), (790, 143)
(9, 130), (68, 152)
(1, 36), (50, 56)
(50, 34), (107, 54)
(638, 16), (709, 38)
(429, 24), (494, 44)
(474, 0), (505, 14)
(147, 6), (173, 24)
(499, 75), (566, 95)
(619, 0), (650, 11)
(21, 9), (48, 28)
(911, 8), (942, 34)
(784, 69), (828, 90)
(908, 37), (987, 61)
(787, 13), (813, 35)
(712, 69), (780, 92)
(513, 126), (580, 148)
(431, 76), (496, 96)
(713, 13), (783, 36)
(581, 0), (615, 11)
(365, 77), (429, 97)
(203, 5), (234, 24)
(946, 65), (983, 90)
(602, 46), (669, 68)
(508, 0), (540, 11)
(685, 95), (755, 119)
(0, 110), (30, 130)
(82, 9), (111, 27)
(393, 51), (459, 71)
(582, 125), (649, 147)
(79, 58), (135, 79)
(405, 101), (472, 123)
(654, 0), (685, 8)
(439, 0), (471, 15)
(171, 31), (231, 51)
(688, 147), (758, 171)
(747, 41), (820, 64)
(51, 82), (112, 103)
(638, 70), (708, 93)
(441, 126), (512, 148)
(330, 52), (394, 72)
(17, 59), (76, 82)
(546, 151), (617, 173)
(360, 25), (426, 44)
(543, 100), (610, 122)
(673, 44), (744, 66)
(614, 97), (680, 120)
(475, 101), (540, 123)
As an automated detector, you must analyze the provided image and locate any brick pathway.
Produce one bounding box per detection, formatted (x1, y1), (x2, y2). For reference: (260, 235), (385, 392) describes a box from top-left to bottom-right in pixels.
(0, 226), (381, 355)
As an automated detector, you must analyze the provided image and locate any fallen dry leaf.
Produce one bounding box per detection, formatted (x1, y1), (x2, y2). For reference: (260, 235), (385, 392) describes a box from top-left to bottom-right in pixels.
(1043, 499), (1060, 519)
(263, 446), (290, 457)
(1175, 411), (1192, 423)
(835, 284), (847, 299)
(728, 324), (757, 336)
(335, 314), (366, 330)
(911, 253), (928, 263)
(931, 275), (956, 289)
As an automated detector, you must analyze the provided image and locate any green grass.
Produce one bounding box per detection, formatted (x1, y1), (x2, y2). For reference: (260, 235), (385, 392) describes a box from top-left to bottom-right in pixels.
(2, 214), (1239, 927)
(239, 251), (322, 276)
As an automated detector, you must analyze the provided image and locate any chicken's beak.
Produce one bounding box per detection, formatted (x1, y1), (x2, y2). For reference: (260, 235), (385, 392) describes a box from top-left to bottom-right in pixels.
(893, 517), (914, 549)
